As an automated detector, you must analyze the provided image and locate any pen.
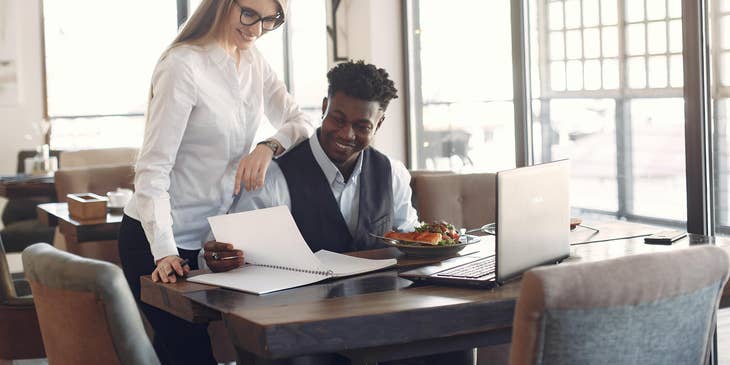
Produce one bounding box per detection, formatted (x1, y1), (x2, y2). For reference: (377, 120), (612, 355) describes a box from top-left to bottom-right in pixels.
(211, 252), (240, 261)
(166, 258), (190, 277)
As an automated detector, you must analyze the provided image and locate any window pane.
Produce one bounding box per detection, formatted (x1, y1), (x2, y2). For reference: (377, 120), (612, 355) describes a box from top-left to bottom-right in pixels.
(602, 26), (619, 57)
(43, 0), (178, 117)
(583, 28), (601, 58)
(584, 59), (602, 90)
(565, 30), (583, 59)
(549, 1), (564, 30)
(669, 19), (683, 53)
(646, 0), (667, 20)
(412, 0), (515, 172)
(626, 0), (646, 23)
(288, 0), (328, 120)
(583, 0), (600, 27)
(668, 0), (682, 18)
(567, 60), (584, 90)
(669, 54), (683, 87)
(601, 0), (618, 25)
(539, 99), (619, 212)
(603, 58), (620, 89)
(648, 55), (668, 88)
(647, 21), (667, 54)
(722, 16), (730, 50)
(630, 98), (686, 221)
(628, 57), (647, 88)
(626, 23), (646, 56)
(564, 0), (582, 28)
(550, 32), (565, 60)
(551, 61), (567, 91)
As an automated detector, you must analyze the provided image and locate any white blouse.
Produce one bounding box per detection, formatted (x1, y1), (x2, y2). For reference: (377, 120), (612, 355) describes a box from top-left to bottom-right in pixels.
(124, 43), (314, 262)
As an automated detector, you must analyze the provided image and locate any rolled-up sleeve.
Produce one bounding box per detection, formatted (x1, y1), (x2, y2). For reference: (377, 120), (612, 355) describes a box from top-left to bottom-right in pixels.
(260, 56), (315, 151)
(134, 53), (198, 262)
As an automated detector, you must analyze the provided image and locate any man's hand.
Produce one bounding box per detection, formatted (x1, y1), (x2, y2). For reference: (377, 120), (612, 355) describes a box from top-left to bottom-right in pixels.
(203, 241), (244, 273)
(235, 143), (276, 194)
(151, 255), (190, 283)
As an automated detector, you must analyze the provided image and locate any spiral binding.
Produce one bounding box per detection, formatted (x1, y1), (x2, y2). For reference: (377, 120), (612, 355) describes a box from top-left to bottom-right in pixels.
(249, 263), (335, 276)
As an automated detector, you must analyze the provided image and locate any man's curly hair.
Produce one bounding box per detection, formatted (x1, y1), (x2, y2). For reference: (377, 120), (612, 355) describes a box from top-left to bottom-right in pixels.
(327, 60), (398, 110)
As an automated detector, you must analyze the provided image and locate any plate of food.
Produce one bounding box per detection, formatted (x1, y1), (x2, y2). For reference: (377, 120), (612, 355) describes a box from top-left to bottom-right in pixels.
(373, 221), (481, 257)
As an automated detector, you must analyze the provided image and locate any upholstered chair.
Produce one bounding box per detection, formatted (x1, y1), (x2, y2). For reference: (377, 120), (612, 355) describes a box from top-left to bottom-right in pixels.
(22, 243), (159, 365)
(510, 245), (730, 365)
(409, 171), (496, 232)
(52, 164), (135, 264)
(0, 237), (44, 363)
(58, 147), (138, 169)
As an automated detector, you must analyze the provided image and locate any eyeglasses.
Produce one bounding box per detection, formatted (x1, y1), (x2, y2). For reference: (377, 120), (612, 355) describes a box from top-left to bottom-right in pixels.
(234, 3), (284, 32)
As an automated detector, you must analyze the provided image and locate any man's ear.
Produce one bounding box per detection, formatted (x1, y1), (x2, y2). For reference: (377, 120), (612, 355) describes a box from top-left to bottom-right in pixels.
(321, 97), (328, 116)
(375, 115), (386, 132)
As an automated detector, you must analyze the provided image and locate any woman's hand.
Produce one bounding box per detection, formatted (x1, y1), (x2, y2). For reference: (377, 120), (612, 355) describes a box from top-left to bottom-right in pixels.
(203, 241), (244, 273)
(152, 255), (190, 283)
(235, 142), (278, 194)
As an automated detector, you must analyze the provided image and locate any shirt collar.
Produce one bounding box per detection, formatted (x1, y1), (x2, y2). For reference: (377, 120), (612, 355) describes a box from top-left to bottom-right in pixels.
(310, 130), (364, 184)
(204, 42), (253, 68)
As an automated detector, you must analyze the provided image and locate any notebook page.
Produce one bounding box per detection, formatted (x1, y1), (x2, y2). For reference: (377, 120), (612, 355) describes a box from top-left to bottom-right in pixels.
(208, 206), (326, 272)
(188, 265), (326, 295)
(315, 250), (396, 277)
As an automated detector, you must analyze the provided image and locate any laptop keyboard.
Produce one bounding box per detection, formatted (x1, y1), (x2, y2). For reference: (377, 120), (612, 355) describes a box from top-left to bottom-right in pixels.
(435, 255), (496, 279)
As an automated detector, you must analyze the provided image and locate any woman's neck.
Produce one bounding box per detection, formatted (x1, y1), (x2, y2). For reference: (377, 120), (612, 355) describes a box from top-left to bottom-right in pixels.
(219, 40), (240, 70)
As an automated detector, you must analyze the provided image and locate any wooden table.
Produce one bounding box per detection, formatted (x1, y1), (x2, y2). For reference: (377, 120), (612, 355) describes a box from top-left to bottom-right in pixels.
(36, 202), (123, 251)
(140, 224), (730, 363)
(0, 175), (55, 199)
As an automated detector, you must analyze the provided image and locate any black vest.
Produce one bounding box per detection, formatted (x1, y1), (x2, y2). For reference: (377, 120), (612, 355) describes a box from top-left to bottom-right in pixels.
(276, 139), (393, 253)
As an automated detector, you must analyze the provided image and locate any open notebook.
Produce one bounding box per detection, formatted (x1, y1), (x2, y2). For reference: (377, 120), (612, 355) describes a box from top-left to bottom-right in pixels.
(188, 206), (396, 294)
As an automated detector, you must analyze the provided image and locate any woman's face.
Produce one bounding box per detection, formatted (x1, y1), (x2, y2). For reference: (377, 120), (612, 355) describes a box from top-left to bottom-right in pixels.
(225, 0), (280, 51)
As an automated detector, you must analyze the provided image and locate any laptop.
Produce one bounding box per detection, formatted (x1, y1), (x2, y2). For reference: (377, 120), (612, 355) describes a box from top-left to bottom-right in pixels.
(399, 160), (571, 288)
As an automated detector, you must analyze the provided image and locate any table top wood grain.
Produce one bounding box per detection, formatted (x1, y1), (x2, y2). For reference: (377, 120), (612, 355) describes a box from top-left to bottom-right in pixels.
(141, 223), (730, 359)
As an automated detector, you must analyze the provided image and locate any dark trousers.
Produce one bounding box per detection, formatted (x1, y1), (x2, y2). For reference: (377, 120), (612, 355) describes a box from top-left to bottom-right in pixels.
(118, 214), (216, 365)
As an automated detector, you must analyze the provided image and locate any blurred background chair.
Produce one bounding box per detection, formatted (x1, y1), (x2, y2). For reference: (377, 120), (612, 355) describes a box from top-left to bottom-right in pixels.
(58, 147), (138, 169)
(0, 237), (44, 364)
(510, 245), (730, 365)
(409, 172), (496, 230)
(0, 150), (61, 253)
(52, 164), (135, 264)
(22, 243), (159, 365)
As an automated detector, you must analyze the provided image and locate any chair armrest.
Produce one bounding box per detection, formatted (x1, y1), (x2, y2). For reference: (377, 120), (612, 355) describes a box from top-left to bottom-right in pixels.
(2, 295), (34, 307)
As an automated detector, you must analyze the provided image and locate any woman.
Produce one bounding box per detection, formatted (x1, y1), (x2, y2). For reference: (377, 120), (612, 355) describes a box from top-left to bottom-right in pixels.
(117, 1), (313, 364)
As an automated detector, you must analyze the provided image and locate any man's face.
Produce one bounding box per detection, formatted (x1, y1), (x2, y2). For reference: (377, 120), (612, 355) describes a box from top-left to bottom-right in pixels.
(319, 92), (385, 167)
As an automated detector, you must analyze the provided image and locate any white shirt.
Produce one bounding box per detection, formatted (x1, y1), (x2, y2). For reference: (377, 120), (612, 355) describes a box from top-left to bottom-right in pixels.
(124, 43), (314, 262)
(233, 134), (419, 234)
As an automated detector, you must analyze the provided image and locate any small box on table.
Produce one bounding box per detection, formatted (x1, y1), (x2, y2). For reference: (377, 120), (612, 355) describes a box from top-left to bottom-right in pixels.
(67, 193), (108, 220)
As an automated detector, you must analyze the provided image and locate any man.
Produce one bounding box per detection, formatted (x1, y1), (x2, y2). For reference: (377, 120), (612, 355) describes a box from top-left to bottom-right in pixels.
(205, 60), (418, 267)
(203, 60), (472, 365)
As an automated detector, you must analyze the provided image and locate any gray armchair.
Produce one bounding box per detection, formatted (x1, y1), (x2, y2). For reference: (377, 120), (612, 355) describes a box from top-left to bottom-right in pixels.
(22, 243), (159, 365)
(510, 245), (730, 365)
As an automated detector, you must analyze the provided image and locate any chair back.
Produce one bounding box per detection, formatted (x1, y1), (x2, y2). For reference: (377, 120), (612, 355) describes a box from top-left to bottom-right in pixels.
(410, 172), (496, 230)
(510, 245), (730, 365)
(59, 147), (138, 169)
(53, 164), (135, 201)
(22, 243), (159, 365)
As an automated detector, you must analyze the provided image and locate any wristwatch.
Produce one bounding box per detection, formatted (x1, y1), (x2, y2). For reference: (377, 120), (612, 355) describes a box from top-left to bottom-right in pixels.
(256, 139), (280, 155)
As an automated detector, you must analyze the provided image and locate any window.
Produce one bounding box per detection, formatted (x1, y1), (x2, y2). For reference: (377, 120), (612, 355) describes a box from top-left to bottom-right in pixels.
(406, 0), (516, 173)
(43, 0), (178, 149)
(44, 0), (327, 151)
(531, 0), (688, 225)
(712, 0), (730, 233)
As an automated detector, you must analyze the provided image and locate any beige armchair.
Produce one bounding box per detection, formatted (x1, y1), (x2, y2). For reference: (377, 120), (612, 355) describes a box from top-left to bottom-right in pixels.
(52, 164), (135, 264)
(410, 171), (496, 230)
(22, 243), (159, 365)
(58, 147), (138, 169)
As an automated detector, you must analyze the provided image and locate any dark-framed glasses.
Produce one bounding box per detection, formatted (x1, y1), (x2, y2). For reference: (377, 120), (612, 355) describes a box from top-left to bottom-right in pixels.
(234, 3), (284, 32)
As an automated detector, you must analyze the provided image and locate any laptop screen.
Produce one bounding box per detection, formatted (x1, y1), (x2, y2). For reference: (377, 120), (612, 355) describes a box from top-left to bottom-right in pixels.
(495, 160), (571, 282)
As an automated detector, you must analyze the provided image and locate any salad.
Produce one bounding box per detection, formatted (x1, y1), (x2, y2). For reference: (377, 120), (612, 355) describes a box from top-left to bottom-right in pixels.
(414, 221), (461, 246)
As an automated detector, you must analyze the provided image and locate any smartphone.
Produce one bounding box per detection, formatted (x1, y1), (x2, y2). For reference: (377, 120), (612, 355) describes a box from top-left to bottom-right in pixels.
(644, 230), (687, 245)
